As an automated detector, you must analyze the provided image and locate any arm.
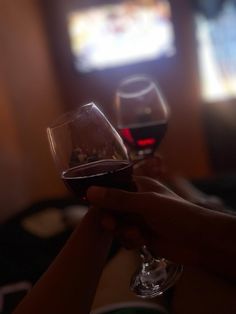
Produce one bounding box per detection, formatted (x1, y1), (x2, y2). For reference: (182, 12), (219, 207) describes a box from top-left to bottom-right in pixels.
(133, 155), (225, 211)
(87, 176), (236, 281)
(14, 208), (112, 314)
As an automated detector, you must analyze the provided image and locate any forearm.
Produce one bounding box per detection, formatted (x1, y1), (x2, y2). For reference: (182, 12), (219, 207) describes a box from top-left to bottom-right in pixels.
(174, 203), (236, 280)
(199, 210), (236, 281)
(14, 208), (112, 314)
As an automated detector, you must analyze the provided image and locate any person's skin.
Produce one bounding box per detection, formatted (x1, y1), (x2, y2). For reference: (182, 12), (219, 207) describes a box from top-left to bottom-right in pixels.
(13, 208), (112, 314)
(87, 176), (236, 313)
(13, 176), (236, 314)
(87, 176), (236, 281)
(133, 155), (224, 211)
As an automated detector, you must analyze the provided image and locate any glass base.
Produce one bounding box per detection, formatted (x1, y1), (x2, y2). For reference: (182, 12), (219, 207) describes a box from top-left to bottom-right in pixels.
(130, 258), (183, 299)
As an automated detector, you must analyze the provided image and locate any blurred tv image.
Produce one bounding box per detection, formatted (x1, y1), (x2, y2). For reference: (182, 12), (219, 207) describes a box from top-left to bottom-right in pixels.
(67, 0), (175, 73)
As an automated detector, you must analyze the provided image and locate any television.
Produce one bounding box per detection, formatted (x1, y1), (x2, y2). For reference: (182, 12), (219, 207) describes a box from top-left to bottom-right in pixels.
(67, 0), (175, 73)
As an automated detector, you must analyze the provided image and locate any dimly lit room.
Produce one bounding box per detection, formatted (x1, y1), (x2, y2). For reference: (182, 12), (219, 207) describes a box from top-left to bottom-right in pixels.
(0, 0), (236, 313)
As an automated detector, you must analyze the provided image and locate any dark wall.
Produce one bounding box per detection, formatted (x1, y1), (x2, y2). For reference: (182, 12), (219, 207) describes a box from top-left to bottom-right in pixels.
(0, 0), (68, 221)
(203, 100), (236, 174)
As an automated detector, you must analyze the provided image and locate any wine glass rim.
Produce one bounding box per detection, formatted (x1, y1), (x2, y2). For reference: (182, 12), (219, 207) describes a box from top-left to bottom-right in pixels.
(117, 74), (158, 99)
(47, 102), (96, 130)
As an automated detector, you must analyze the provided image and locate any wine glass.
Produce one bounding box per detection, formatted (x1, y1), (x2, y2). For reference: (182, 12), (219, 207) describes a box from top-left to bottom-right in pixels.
(47, 103), (134, 202)
(115, 74), (169, 160)
(115, 75), (183, 298)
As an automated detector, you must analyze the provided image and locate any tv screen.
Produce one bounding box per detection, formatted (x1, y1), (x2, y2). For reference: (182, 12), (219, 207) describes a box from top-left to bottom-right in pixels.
(67, 0), (175, 73)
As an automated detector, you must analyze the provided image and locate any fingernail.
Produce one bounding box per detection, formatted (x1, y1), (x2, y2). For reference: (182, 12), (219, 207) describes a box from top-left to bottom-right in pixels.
(87, 186), (107, 202)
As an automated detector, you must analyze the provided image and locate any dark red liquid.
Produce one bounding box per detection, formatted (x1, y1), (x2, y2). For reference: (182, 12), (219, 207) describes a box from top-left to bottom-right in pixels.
(62, 159), (134, 200)
(119, 121), (167, 154)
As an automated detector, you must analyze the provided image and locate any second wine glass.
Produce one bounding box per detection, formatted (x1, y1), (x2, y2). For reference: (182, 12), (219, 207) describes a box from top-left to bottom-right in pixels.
(115, 75), (183, 298)
(115, 74), (169, 159)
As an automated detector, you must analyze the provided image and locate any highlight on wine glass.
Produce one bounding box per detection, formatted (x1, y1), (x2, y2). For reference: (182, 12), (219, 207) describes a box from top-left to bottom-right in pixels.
(115, 74), (169, 159)
(47, 103), (134, 201)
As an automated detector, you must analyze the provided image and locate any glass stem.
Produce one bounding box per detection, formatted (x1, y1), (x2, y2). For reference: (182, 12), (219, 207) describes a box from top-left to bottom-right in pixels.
(139, 245), (155, 263)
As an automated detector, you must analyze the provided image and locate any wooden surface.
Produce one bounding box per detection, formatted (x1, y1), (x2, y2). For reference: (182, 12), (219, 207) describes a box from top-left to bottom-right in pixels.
(0, 0), (68, 221)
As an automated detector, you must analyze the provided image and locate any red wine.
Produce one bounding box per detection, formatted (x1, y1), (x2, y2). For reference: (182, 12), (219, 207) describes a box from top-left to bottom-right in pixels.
(62, 159), (134, 199)
(119, 121), (167, 154)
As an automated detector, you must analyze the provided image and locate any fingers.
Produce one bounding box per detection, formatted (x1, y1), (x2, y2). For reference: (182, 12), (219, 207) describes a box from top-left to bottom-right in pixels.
(133, 175), (170, 194)
(117, 225), (145, 250)
(153, 238), (201, 267)
(99, 211), (200, 266)
(100, 214), (117, 232)
(100, 212), (145, 249)
(133, 157), (163, 178)
(87, 186), (156, 215)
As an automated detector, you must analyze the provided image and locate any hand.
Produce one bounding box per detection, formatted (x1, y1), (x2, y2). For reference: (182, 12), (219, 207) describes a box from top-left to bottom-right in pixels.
(87, 176), (236, 279)
(133, 154), (226, 213)
(168, 176), (225, 212)
(133, 154), (166, 181)
(87, 177), (200, 265)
